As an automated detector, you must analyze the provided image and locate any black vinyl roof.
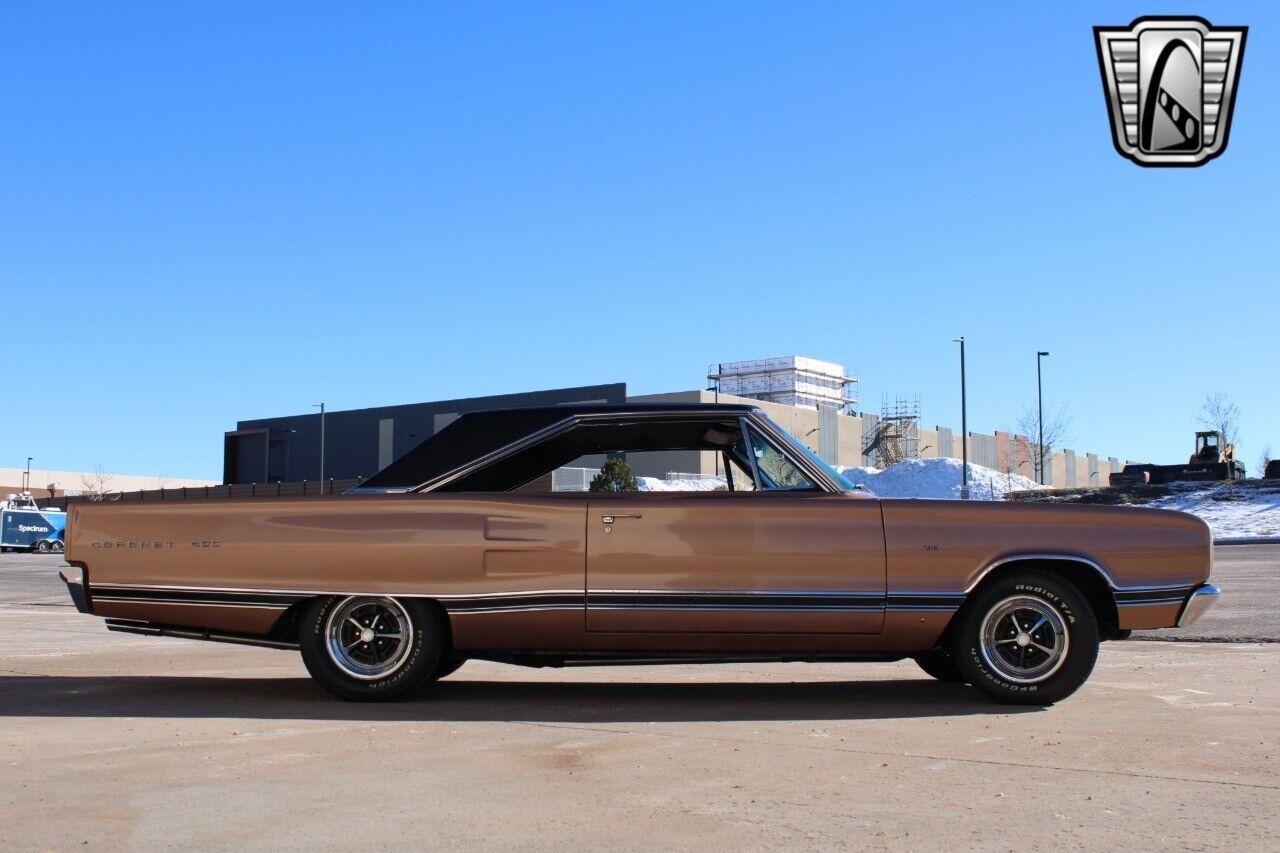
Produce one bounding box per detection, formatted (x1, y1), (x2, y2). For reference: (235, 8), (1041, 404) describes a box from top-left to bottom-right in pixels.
(354, 403), (757, 492)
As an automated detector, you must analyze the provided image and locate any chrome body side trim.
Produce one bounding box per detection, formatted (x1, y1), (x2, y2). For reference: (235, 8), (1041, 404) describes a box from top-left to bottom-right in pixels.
(89, 582), (585, 599)
(963, 552), (1198, 595)
(85, 582), (963, 615)
(965, 553), (1116, 593)
(104, 619), (299, 650)
(1177, 583), (1221, 627)
(91, 598), (290, 611)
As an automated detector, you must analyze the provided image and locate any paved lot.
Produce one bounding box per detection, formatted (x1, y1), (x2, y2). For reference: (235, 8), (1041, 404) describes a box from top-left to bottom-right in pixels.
(1135, 542), (1278, 642)
(2, 549), (1277, 849)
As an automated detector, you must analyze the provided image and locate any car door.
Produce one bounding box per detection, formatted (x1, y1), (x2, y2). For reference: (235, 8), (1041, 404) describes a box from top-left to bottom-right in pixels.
(585, 489), (885, 634)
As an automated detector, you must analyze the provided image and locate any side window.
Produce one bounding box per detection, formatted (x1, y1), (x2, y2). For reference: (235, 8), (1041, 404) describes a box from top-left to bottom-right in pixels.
(557, 451), (729, 493)
(732, 425), (818, 491)
(723, 452), (757, 492)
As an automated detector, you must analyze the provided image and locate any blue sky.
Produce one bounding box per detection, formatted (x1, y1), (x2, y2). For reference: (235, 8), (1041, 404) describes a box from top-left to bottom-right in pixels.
(3, 2), (1276, 480)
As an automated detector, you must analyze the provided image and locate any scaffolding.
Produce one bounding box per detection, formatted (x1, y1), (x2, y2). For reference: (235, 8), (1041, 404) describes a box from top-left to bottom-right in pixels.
(863, 396), (921, 468)
(706, 356), (857, 413)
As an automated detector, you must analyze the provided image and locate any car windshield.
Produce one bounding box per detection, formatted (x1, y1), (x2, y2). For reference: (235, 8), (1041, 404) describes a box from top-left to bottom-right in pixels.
(753, 411), (861, 493)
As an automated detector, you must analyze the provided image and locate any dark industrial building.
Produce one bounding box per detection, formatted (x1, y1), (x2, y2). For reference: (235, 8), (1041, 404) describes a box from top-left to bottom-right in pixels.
(224, 383), (627, 485)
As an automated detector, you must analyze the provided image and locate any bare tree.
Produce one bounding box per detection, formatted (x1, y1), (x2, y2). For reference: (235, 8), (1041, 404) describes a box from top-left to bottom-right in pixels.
(1260, 444), (1273, 479)
(80, 466), (117, 502)
(1015, 405), (1073, 485)
(1197, 392), (1240, 447)
(995, 433), (1022, 493)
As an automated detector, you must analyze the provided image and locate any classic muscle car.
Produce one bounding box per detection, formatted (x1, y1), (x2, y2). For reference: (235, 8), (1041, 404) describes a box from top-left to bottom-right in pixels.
(60, 404), (1219, 704)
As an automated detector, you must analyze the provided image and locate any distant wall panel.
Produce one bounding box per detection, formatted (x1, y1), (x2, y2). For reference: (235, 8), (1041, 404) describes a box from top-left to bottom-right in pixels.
(377, 419), (394, 471)
(819, 406), (839, 463)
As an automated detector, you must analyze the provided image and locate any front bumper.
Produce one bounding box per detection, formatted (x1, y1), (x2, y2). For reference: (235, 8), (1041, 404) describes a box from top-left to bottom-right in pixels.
(1177, 583), (1220, 628)
(60, 566), (91, 614)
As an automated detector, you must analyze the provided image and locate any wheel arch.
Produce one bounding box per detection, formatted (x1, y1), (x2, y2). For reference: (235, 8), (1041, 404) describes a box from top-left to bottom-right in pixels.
(268, 595), (455, 648)
(956, 555), (1121, 641)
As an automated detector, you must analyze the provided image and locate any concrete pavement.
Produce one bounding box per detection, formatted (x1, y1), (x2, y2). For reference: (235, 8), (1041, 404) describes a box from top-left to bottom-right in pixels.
(2, 550), (1277, 849)
(1134, 542), (1279, 642)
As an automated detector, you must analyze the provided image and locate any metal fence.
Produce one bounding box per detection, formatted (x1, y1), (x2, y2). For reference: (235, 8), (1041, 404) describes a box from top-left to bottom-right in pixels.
(549, 467), (723, 491)
(661, 472), (723, 484)
(550, 467), (596, 492)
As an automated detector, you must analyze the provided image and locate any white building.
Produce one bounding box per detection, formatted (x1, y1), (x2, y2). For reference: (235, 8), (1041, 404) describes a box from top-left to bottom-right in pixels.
(708, 356), (856, 411)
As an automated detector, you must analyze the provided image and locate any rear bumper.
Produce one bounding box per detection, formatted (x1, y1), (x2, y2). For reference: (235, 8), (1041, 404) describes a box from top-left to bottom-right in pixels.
(60, 567), (91, 614)
(1177, 583), (1220, 628)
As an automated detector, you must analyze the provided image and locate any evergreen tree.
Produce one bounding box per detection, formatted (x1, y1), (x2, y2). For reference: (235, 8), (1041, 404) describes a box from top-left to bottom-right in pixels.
(589, 458), (639, 492)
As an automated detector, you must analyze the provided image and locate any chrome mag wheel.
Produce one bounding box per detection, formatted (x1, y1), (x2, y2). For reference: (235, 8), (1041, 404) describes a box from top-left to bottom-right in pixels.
(325, 596), (414, 680)
(979, 595), (1069, 684)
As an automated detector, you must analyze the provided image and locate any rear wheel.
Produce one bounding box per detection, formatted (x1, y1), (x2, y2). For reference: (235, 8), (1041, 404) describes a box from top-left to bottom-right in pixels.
(299, 596), (443, 701)
(51, 540), (65, 554)
(913, 647), (967, 683)
(951, 570), (1099, 705)
(34, 540), (51, 554)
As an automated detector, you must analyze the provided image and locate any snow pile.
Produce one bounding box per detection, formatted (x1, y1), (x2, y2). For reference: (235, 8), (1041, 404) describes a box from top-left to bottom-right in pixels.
(839, 457), (1042, 501)
(638, 475), (725, 492)
(1145, 483), (1280, 540)
(637, 458), (1040, 500)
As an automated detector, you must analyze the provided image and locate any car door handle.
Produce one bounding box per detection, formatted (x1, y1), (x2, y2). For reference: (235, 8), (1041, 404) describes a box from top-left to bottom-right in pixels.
(600, 514), (642, 523)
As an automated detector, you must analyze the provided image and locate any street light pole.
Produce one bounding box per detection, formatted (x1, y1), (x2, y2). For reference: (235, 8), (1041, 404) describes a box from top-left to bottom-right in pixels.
(1036, 351), (1050, 485)
(24, 457), (32, 493)
(954, 338), (969, 499)
(313, 404), (326, 487)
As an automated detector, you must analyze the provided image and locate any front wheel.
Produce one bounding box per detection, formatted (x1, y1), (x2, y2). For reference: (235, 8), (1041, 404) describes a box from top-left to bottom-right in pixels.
(951, 571), (1099, 705)
(34, 540), (51, 554)
(299, 596), (444, 701)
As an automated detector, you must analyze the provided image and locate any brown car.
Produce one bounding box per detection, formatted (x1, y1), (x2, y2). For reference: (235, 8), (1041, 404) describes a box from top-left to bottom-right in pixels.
(60, 404), (1219, 705)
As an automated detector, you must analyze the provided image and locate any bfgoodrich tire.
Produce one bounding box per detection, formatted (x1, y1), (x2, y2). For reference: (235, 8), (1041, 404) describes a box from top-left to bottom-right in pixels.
(951, 570), (1099, 706)
(299, 596), (444, 701)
